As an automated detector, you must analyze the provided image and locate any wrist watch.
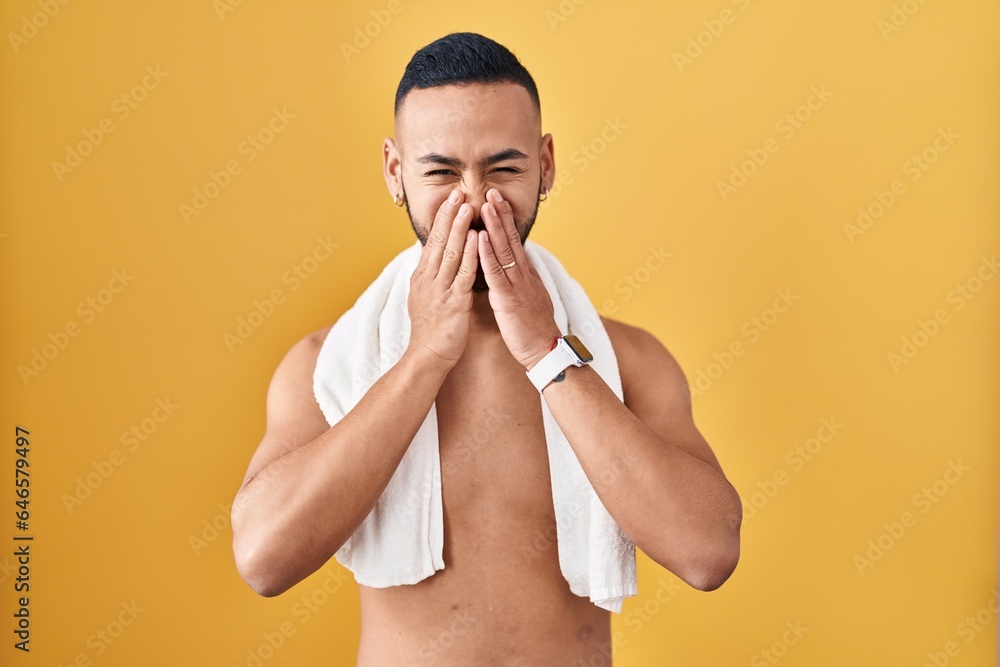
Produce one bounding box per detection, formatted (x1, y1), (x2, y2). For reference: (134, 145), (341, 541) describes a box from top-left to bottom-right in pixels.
(526, 334), (593, 392)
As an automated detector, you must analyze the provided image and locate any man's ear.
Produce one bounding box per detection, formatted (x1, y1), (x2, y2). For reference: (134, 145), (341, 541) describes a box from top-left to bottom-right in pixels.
(539, 133), (555, 194)
(382, 138), (403, 202)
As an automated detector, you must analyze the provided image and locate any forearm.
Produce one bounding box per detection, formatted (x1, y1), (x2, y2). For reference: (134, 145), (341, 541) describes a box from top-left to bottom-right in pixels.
(232, 346), (451, 595)
(538, 363), (741, 588)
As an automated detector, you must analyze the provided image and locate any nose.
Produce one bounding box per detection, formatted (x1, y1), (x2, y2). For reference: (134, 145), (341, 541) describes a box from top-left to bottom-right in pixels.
(457, 186), (491, 228)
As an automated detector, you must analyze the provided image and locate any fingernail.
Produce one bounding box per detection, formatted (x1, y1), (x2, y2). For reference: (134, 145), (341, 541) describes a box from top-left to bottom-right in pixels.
(449, 190), (461, 204)
(489, 203), (498, 217)
(489, 189), (502, 203)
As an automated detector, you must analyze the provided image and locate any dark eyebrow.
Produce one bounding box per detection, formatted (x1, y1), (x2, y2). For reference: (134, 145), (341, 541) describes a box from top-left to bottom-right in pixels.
(416, 148), (529, 170)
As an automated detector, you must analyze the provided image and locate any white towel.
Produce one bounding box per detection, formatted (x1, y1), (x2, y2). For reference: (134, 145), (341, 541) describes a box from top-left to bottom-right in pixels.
(312, 238), (638, 613)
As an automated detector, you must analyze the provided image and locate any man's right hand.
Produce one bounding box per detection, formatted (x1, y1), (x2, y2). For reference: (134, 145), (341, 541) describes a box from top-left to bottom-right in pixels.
(407, 188), (479, 367)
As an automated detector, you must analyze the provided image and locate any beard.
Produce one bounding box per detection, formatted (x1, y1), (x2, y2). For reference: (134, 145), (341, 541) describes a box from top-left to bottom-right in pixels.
(403, 179), (541, 292)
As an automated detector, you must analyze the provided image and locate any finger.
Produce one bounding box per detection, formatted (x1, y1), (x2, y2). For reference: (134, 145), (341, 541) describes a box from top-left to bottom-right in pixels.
(488, 189), (528, 266)
(477, 229), (510, 290)
(423, 189), (464, 273)
(481, 199), (518, 279)
(452, 229), (479, 292)
(440, 202), (473, 280)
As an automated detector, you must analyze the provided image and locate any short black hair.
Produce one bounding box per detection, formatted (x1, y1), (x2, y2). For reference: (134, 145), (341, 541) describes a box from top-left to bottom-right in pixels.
(394, 32), (540, 120)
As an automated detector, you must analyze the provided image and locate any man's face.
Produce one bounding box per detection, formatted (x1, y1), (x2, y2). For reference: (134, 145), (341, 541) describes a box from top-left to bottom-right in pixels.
(388, 82), (551, 292)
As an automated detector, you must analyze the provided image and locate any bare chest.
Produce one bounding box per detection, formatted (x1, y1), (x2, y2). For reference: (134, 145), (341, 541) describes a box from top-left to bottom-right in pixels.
(436, 351), (555, 538)
(355, 344), (611, 666)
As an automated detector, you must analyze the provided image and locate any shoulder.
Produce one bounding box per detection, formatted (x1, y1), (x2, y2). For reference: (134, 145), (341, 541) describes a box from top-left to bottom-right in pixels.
(599, 315), (691, 411)
(277, 324), (332, 377)
(598, 316), (724, 473)
(599, 315), (658, 355)
(265, 324), (333, 414)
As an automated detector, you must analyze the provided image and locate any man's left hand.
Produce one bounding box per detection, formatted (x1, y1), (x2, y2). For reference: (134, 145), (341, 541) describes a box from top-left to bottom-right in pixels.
(477, 188), (561, 371)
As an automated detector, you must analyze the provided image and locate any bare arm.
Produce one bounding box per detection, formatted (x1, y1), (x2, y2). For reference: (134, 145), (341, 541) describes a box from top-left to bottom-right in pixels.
(230, 335), (451, 596)
(232, 187), (480, 597)
(530, 319), (742, 591)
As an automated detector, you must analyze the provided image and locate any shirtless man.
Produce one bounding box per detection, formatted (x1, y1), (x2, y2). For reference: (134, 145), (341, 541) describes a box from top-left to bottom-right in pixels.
(231, 32), (742, 666)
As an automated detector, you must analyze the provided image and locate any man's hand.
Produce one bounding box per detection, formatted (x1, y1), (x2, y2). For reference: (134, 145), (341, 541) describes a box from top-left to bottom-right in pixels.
(477, 188), (561, 370)
(407, 189), (480, 366)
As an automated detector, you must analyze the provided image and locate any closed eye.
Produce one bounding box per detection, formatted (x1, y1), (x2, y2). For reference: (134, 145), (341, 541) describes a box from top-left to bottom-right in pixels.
(426, 168), (521, 176)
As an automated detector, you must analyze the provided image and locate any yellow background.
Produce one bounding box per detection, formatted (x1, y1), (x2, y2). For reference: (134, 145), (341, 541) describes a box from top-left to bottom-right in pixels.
(2, 0), (998, 665)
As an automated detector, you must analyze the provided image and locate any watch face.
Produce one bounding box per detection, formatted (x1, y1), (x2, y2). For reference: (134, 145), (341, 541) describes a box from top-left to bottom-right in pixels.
(562, 335), (593, 363)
